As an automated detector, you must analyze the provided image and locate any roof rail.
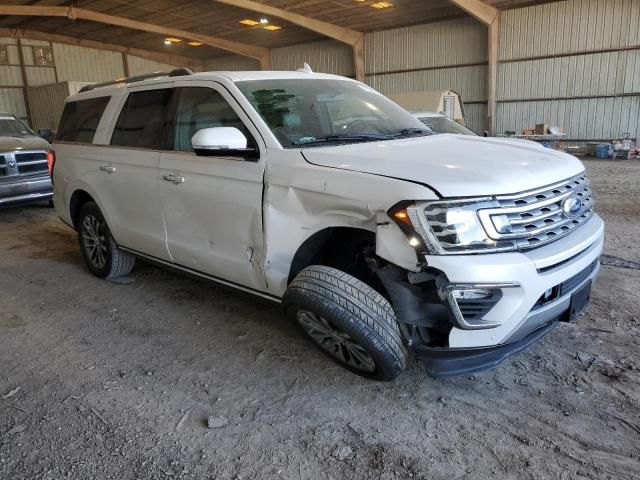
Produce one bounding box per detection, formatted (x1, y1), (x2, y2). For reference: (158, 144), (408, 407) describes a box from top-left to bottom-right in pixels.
(78, 68), (194, 93)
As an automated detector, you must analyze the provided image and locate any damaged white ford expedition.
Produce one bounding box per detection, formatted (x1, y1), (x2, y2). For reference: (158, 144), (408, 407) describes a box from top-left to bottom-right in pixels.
(52, 69), (603, 381)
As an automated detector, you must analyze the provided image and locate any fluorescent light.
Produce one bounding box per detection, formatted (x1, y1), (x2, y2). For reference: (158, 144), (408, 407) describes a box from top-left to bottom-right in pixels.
(187, 41), (203, 46)
(240, 19), (260, 26)
(371, 1), (393, 8)
(263, 25), (282, 31)
(164, 37), (182, 44)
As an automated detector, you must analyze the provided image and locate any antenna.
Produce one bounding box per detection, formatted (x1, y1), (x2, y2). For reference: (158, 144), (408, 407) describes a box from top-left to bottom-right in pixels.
(297, 63), (313, 74)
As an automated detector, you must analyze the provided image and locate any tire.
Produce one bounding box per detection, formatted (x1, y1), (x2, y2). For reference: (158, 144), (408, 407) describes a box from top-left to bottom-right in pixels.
(283, 265), (407, 381)
(77, 201), (135, 279)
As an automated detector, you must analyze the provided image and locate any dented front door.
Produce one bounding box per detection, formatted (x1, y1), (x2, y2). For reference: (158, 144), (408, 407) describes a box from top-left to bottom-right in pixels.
(158, 82), (267, 291)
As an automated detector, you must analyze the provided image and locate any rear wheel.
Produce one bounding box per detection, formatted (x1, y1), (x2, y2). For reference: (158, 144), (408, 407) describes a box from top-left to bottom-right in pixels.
(77, 202), (135, 279)
(283, 265), (407, 381)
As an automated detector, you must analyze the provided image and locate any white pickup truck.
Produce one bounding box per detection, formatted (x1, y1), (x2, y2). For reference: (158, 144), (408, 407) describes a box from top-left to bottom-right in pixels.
(52, 69), (603, 380)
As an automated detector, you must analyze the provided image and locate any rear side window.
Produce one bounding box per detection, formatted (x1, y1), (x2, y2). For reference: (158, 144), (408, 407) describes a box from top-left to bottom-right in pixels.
(57, 96), (110, 143)
(111, 89), (172, 149)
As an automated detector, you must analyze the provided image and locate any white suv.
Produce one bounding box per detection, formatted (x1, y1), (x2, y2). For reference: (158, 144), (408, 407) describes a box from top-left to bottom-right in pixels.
(52, 69), (603, 381)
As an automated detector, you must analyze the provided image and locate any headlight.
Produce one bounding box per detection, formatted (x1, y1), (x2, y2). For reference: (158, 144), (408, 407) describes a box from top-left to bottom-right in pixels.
(390, 199), (518, 255)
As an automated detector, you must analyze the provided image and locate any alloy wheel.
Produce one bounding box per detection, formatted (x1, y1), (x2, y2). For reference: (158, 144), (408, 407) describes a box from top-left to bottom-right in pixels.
(296, 310), (376, 372)
(81, 214), (108, 270)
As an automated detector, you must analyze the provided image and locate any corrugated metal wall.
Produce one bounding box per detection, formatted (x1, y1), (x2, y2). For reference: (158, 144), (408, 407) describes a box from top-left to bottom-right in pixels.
(0, 37), (25, 120)
(271, 39), (355, 77)
(52, 43), (124, 82)
(498, 0), (640, 140)
(204, 55), (260, 71)
(0, 35), (182, 125)
(364, 18), (487, 134)
(127, 55), (175, 76)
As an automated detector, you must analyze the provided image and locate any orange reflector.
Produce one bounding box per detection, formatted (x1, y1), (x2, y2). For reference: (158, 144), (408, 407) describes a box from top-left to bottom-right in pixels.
(393, 209), (411, 225)
(47, 150), (56, 176)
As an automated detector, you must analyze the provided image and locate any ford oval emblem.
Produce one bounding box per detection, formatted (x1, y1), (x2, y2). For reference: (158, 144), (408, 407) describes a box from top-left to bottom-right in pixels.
(562, 195), (583, 218)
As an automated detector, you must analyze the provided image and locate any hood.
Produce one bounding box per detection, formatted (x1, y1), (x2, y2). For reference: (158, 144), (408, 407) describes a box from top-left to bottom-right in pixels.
(301, 134), (585, 197)
(0, 135), (50, 152)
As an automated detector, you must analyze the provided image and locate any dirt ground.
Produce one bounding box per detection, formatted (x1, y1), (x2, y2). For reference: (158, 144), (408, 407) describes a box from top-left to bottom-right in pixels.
(0, 159), (639, 480)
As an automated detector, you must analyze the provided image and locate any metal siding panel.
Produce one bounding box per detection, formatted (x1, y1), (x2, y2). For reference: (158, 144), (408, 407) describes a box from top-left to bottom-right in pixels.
(365, 18), (487, 74)
(499, 51), (640, 101)
(0, 66), (23, 86)
(6, 45), (20, 65)
(25, 67), (57, 87)
(20, 39), (50, 47)
(53, 43), (124, 82)
(500, 0), (640, 61)
(367, 65), (487, 103)
(203, 56), (260, 71)
(26, 82), (71, 130)
(0, 88), (26, 117)
(21, 45), (34, 66)
(496, 97), (639, 140)
(126, 55), (177, 76)
(271, 40), (354, 77)
(463, 103), (487, 134)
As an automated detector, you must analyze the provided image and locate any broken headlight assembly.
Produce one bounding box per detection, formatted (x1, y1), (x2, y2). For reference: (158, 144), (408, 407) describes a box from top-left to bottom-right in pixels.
(389, 199), (518, 255)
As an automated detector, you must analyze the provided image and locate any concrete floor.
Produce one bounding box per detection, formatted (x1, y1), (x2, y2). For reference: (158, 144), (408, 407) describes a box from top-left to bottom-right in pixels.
(0, 159), (639, 480)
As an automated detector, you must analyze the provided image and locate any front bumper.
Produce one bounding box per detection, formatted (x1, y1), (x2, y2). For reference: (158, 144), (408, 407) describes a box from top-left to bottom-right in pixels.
(414, 260), (598, 377)
(414, 320), (559, 378)
(425, 214), (604, 349)
(0, 175), (52, 207)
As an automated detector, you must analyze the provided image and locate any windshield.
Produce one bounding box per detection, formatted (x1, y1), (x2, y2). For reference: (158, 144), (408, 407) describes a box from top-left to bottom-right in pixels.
(416, 115), (476, 136)
(236, 79), (430, 148)
(0, 115), (34, 137)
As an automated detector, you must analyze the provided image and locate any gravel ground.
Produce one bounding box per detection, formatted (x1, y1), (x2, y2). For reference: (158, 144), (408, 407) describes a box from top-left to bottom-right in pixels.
(0, 159), (639, 480)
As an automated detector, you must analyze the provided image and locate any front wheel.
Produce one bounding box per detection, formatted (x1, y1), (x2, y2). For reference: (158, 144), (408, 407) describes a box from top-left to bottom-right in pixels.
(283, 265), (407, 381)
(77, 201), (135, 279)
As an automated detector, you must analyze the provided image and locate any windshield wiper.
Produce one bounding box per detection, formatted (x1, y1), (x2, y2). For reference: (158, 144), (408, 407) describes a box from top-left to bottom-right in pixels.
(391, 128), (433, 138)
(293, 133), (392, 146)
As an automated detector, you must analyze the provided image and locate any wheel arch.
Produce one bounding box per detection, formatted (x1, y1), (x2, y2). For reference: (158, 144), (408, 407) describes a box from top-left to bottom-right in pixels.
(69, 189), (95, 229)
(287, 226), (378, 288)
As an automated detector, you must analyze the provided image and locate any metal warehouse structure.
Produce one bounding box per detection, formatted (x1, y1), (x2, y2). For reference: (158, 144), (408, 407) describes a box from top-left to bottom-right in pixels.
(0, 0), (638, 141)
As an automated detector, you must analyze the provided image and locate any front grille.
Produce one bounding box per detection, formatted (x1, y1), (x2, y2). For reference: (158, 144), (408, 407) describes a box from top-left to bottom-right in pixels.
(0, 150), (48, 177)
(478, 173), (593, 251)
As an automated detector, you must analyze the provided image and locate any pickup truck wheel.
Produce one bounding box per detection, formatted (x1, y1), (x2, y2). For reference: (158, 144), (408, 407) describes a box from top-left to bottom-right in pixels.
(77, 202), (135, 279)
(283, 265), (407, 381)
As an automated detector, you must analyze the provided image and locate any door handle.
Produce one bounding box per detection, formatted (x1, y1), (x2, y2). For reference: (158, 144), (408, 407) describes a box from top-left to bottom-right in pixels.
(163, 174), (185, 184)
(100, 165), (116, 173)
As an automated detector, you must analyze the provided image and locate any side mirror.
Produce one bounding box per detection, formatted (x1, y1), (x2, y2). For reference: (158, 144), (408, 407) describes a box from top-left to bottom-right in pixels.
(191, 127), (257, 159)
(38, 128), (53, 141)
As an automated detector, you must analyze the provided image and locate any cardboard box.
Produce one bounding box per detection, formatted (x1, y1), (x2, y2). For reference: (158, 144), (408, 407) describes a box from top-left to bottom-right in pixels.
(522, 128), (535, 135)
(535, 123), (549, 135)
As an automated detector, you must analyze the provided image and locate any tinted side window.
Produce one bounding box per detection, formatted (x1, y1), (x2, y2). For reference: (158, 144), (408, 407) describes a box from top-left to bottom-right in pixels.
(111, 89), (172, 148)
(57, 96), (110, 143)
(169, 87), (255, 152)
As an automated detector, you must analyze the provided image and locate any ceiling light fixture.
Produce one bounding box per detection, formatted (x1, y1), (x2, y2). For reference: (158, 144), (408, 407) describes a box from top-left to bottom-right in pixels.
(371, 1), (393, 8)
(263, 25), (282, 31)
(240, 19), (260, 26)
(259, 17), (269, 24)
(187, 41), (203, 46)
(164, 37), (182, 44)
(164, 39), (172, 45)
